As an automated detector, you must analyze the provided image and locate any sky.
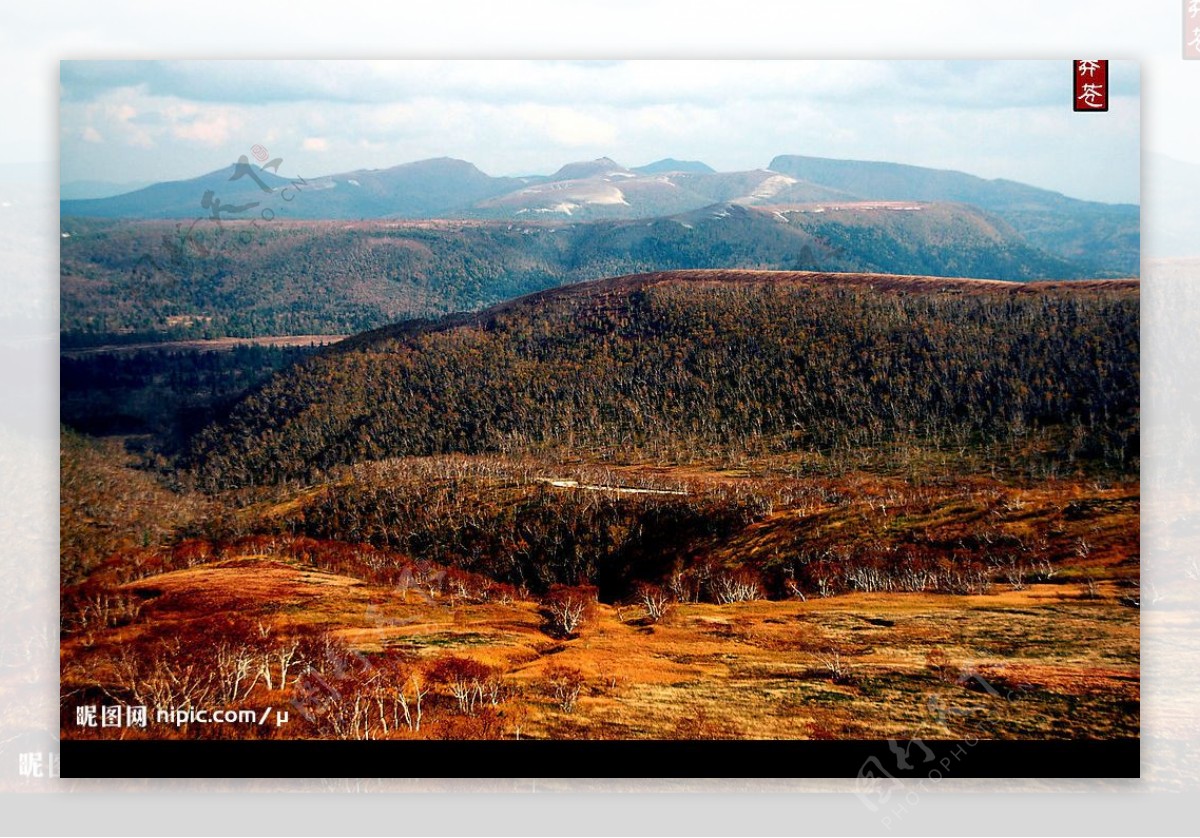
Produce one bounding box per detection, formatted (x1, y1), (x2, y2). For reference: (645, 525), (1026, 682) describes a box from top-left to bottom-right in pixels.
(59, 59), (1141, 204)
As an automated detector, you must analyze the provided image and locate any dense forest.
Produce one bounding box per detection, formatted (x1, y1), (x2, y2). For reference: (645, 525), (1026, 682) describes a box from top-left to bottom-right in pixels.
(186, 270), (1139, 490)
(60, 206), (1087, 347)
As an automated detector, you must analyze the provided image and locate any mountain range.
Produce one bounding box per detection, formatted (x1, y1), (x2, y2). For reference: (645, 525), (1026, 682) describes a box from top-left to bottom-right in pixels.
(61, 154), (1139, 276)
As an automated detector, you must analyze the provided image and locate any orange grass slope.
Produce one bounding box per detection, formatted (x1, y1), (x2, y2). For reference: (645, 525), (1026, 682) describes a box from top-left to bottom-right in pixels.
(59, 553), (1138, 742)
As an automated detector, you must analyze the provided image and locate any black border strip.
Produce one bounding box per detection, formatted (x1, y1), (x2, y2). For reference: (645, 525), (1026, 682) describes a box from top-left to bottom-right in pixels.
(62, 739), (1139, 779)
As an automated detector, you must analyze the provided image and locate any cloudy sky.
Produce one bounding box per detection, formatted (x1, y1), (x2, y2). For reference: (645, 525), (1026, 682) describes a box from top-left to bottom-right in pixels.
(59, 59), (1140, 204)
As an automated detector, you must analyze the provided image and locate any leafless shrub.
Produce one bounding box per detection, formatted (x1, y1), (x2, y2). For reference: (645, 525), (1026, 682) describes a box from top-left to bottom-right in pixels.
(542, 584), (597, 637)
(292, 649), (429, 740)
(1003, 559), (1027, 591)
(72, 588), (143, 631)
(637, 583), (674, 623)
(844, 562), (894, 593)
(815, 646), (851, 682)
(667, 567), (700, 603)
(392, 667), (429, 733)
(429, 656), (495, 716)
(944, 563), (993, 596)
(293, 668), (371, 739)
(1030, 557), (1056, 582)
(711, 569), (763, 604)
(543, 664), (586, 712)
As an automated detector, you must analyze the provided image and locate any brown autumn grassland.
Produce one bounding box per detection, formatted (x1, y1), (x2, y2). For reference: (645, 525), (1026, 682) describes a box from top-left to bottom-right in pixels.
(60, 271), (1139, 742)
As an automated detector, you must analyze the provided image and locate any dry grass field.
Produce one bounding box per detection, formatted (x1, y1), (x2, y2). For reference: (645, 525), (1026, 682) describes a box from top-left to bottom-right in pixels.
(60, 455), (1139, 742)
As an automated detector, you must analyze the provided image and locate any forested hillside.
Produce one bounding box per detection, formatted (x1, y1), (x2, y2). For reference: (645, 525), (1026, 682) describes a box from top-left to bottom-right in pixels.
(60, 205), (1086, 346)
(187, 270), (1139, 489)
(768, 154), (1140, 276)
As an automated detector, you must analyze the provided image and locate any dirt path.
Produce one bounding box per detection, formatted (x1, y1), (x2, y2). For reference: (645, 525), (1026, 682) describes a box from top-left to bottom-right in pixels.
(536, 478), (688, 496)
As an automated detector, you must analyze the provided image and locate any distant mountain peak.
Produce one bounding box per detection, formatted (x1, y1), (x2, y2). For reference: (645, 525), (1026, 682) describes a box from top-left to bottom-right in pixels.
(632, 158), (716, 175)
(549, 157), (628, 181)
(407, 156), (484, 171)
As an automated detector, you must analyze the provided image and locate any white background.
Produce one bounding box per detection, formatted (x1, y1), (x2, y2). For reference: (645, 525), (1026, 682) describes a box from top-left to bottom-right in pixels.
(1, 1), (1198, 834)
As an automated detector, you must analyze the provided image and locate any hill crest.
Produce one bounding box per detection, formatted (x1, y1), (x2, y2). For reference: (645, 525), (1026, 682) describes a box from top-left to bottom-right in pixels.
(342, 268), (1138, 349)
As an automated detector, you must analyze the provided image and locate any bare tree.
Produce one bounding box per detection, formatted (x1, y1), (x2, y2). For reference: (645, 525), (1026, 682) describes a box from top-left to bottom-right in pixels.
(429, 656), (494, 716)
(398, 669), (428, 732)
(637, 583), (673, 623)
(370, 655), (428, 734)
(214, 640), (258, 703)
(542, 584), (597, 637)
(1003, 558), (1027, 591)
(783, 576), (808, 601)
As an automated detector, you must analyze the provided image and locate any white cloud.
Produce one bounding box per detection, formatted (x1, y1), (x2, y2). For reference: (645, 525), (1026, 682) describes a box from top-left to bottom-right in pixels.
(170, 109), (238, 146)
(81, 126), (102, 143)
(60, 59), (1099, 111)
(302, 137), (329, 152)
(513, 104), (617, 148)
(89, 99), (153, 148)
